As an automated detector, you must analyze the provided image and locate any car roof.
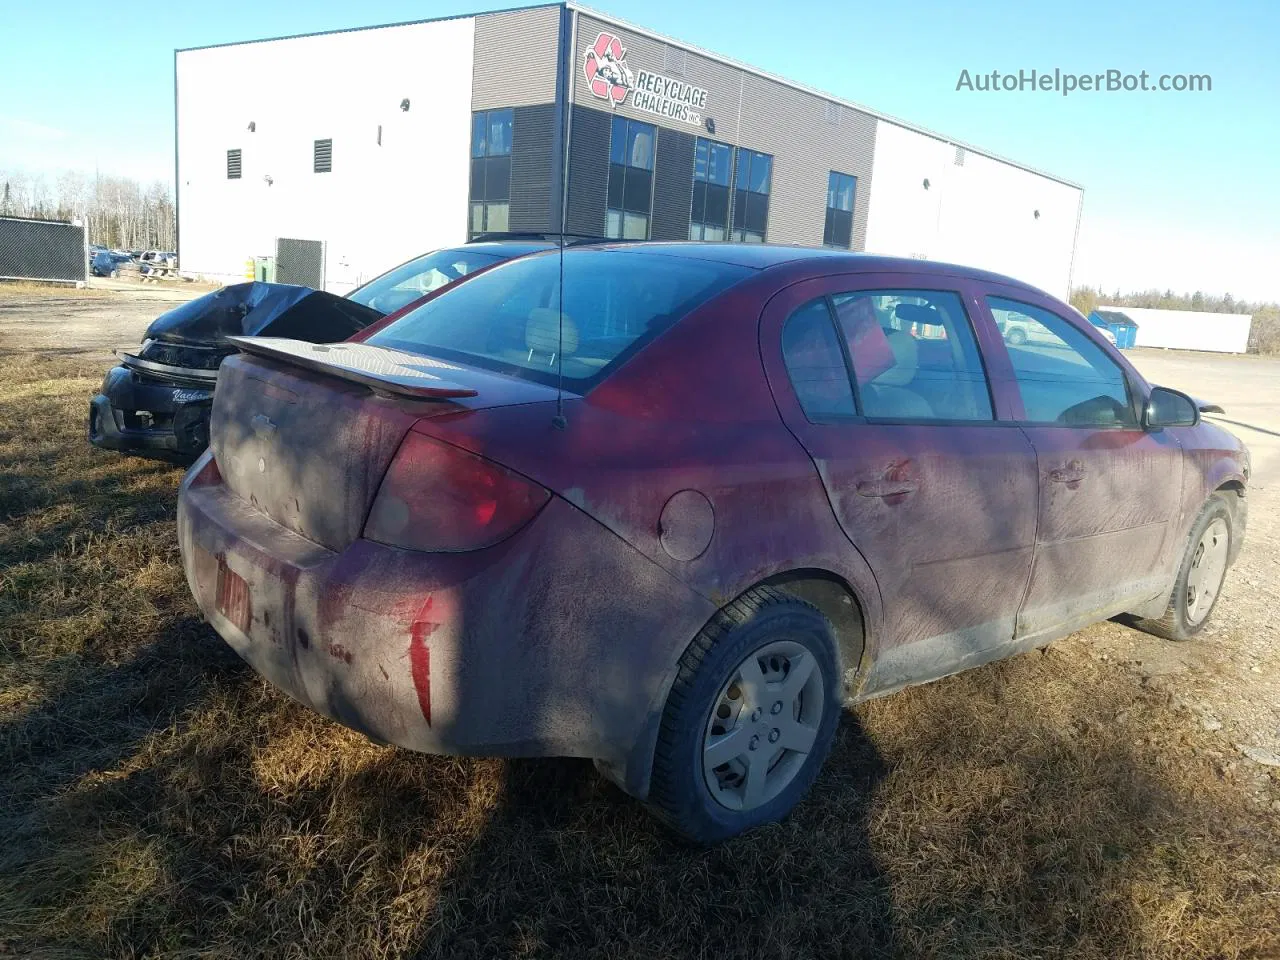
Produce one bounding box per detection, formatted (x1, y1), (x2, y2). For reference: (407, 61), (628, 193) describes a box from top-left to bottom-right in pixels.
(561, 242), (1055, 298)
(458, 240), (558, 257)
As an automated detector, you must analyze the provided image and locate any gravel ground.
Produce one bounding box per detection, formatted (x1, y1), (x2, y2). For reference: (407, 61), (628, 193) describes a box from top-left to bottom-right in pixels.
(0, 281), (207, 359)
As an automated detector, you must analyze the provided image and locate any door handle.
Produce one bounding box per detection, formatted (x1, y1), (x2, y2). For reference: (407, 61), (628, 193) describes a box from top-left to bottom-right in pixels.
(1048, 462), (1086, 484)
(856, 479), (919, 498)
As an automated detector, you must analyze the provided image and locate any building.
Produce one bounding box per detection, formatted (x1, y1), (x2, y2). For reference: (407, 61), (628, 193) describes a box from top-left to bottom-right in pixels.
(1094, 306), (1253, 354)
(175, 3), (1084, 297)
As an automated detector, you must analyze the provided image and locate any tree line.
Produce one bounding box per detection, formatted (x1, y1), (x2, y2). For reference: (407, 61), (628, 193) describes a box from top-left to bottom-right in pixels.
(0, 168), (175, 252)
(1070, 286), (1280, 355)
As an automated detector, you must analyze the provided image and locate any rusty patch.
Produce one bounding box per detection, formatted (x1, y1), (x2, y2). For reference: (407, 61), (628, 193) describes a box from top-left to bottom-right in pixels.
(327, 642), (354, 665)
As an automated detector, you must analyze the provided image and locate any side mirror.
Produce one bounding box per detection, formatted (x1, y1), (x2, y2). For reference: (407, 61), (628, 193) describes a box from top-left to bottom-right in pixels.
(1144, 386), (1199, 430)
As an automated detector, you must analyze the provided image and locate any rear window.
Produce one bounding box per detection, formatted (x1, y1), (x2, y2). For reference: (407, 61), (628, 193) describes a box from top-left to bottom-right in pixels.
(366, 250), (753, 389)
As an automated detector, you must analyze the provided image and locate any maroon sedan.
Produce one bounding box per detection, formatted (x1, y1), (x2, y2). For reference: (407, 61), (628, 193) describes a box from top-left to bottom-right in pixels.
(177, 244), (1249, 843)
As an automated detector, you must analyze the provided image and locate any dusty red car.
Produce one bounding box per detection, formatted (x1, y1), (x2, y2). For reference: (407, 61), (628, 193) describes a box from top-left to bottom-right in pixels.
(177, 244), (1249, 842)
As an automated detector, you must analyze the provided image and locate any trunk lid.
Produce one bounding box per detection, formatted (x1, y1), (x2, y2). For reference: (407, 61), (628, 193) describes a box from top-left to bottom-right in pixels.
(210, 340), (563, 552)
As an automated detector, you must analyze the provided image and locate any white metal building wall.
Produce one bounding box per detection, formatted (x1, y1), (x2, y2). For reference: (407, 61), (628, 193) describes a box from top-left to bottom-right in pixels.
(864, 121), (1082, 300)
(1100, 306), (1253, 353)
(176, 17), (476, 292)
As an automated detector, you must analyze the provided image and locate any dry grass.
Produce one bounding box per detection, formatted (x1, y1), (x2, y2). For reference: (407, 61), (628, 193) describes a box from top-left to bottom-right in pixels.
(1, 348), (1278, 959)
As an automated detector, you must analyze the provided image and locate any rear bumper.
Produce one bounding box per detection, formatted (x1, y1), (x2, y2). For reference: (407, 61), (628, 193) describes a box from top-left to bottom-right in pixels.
(89, 364), (213, 463)
(177, 456), (715, 795)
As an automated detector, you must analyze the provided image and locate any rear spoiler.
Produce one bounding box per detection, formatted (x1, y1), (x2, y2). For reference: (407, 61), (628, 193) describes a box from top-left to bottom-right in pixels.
(226, 337), (479, 399)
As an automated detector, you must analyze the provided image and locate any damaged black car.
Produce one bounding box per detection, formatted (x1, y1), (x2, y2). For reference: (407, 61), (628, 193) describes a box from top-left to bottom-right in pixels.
(88, 237), (558, 463)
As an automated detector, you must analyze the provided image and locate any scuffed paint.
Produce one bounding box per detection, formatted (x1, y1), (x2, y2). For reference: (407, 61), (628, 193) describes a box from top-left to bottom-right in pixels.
(407, 595), (438, 726)
(327, 642), (354, 665)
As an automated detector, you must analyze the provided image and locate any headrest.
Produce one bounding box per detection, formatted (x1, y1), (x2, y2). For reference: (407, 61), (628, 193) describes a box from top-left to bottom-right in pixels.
(526, 308), (578, 356)
(832, 296), (895, 383)
(873, 329), (918, 386)
(894, 302), (942, 327)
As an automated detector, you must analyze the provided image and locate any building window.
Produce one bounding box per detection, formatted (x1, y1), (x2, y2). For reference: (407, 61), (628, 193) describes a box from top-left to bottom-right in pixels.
(469, 108), (513, 236)
(731, 148), (772, 242)
(313, 139), (333, 174)
(823, 172), (856, 248)
(227, 149), (242, 180)
(606, 115), (655, 240)
(689, 137), (732, 241)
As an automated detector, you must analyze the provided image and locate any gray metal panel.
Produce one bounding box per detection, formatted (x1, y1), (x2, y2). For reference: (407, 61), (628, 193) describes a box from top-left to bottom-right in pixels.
(651, 126), (694, 241)
(275, 238), (324, 288)
(738, 74), (877, 249)
(568, 10), (878, 248)
(509, 103), (557, 231)
(564, 104), (610, 236)
(473, 6), (562, 109)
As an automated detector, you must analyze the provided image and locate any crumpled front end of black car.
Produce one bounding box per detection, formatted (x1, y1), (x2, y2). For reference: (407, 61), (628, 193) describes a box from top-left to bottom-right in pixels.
(88, 281), (383, 465)
(89, 339), (225, 463)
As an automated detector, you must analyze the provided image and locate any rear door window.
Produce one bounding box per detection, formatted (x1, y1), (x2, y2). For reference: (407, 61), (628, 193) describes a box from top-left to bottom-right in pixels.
(831, 289), (993, 421)
(781, 299), (856, 420)
(987, 297), (1136, 426)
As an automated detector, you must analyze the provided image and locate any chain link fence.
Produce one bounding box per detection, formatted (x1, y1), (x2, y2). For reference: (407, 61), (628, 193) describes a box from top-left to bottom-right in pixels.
(0, 216), (87, 283)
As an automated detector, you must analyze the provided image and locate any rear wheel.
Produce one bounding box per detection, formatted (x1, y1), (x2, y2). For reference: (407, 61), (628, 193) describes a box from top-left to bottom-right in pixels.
(1007, 327), (1028, 345)
(646, 587), (841, 844)
(1135, 494), (1233, 641)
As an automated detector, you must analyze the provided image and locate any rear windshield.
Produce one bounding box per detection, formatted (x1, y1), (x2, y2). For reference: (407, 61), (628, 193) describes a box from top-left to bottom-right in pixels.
(366, 249), (753, 389)
(347, 248), (506, 315)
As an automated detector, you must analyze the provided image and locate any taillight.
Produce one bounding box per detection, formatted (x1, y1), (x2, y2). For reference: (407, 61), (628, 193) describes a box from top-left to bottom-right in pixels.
(186, 447), (222, 488)
(363, 431), (550, 552)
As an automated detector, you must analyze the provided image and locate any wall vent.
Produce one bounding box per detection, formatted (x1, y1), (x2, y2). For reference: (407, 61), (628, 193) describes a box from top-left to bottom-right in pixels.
(314, 139), (333, 174)
(954, 146), (966, 166)
(226, 149), (242, 179)
(824, 102), (842, 124)
(664, 45), (686, 75)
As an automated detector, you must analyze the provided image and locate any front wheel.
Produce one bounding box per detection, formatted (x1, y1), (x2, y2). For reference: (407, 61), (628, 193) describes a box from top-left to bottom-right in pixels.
(646, 586), (841, 844)
(1006, 327), (1028, 346)
(1135, 494), (1233, 641)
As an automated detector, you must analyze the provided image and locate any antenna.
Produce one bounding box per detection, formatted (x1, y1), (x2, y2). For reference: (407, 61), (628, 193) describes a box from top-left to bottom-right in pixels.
(553, 10), (578, 432)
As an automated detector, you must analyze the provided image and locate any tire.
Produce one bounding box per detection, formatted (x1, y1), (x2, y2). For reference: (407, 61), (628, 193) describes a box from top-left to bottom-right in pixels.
(1007, 327), (1028, 346)
(1135, 493), (1233, 641)
(645, 586), (842, 844)
(110, 269), (119, 279)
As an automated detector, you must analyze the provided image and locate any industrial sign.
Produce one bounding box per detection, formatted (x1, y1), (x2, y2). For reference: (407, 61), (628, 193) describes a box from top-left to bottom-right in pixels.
(582, 31), (708, 127)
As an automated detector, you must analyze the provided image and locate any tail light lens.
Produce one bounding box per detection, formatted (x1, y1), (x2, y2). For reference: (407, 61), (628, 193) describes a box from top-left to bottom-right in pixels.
(363, 431), (550, 552)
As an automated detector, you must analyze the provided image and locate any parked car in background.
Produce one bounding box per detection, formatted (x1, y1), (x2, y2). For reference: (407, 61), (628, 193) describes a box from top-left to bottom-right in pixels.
(89, 236), (565, 462)
(176, 243), (1249, 843)
(90, 250), (134, 277)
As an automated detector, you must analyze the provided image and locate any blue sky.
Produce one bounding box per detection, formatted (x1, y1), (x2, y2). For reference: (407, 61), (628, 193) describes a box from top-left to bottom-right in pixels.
(3, 0), (1277, 299)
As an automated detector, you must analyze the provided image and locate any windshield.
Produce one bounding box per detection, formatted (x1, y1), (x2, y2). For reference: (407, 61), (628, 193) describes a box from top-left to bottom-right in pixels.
(347, 247), (506, 315)
(367, 249), (753, 389)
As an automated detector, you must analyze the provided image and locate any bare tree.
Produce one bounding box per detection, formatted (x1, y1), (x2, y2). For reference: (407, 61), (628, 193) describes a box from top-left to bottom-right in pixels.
(0, 165), (175, 251)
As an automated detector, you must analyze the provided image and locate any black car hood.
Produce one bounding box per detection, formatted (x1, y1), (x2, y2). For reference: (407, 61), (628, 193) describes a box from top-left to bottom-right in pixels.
(144, 282), (384, 347)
